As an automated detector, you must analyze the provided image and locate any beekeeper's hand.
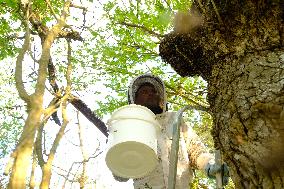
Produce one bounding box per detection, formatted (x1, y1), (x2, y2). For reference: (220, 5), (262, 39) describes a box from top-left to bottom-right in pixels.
(205, 162), (230, 185)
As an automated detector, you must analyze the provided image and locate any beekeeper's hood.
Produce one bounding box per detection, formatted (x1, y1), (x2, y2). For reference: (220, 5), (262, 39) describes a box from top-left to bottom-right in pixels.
(128, 74), (167, 113)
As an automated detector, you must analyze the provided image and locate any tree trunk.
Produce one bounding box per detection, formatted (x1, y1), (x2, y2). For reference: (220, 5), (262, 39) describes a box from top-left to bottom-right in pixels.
(8, 98), (43, 189)
(41, 164), (52, 189)
(208, 49), (284, 188)
(159, 1), (283, 186)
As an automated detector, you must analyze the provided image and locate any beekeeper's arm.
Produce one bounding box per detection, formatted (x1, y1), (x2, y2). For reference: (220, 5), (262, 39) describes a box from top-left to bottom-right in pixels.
(181, 121), (229, 182)
(181, 121), (213, 171)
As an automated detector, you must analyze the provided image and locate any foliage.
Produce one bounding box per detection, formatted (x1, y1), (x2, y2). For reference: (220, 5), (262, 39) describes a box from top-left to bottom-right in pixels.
(0, 14), (20, 59)
(89, 0), (209, 116)
(0, 62), (24, 158)
(0, 0), (217, 188)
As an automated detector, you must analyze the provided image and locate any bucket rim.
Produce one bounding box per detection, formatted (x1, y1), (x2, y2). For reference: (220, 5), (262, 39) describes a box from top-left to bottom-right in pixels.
(111, 104), (155, 116)
(107, 117), (161, 131)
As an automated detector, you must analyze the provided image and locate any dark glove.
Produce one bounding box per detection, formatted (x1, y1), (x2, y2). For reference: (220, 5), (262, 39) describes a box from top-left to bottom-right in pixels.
(112, 174), (129, 182)
(205, 162), (230, 185)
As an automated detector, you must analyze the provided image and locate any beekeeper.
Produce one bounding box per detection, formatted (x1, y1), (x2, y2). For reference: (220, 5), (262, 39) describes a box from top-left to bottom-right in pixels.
(115, 74), (229, 189)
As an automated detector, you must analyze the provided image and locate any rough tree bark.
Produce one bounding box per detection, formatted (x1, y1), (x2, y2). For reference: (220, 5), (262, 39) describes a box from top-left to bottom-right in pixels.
(160, 0), (284, 188)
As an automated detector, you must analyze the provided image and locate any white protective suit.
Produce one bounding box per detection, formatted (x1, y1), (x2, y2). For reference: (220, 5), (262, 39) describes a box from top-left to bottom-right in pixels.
(127, 74), (214, 189)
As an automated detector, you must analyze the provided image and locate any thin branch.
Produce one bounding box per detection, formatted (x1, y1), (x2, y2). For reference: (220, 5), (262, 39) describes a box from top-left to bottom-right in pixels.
(15, 4), (31, 105)
(66, 40), (72, 91)
(77, 111), (88, 188)
(45, 38), (73, 163)
(210, 0), (223, 24)
(117, 21), (165, 38)
(35, 123), (45, 168)
(72, 4), (88, 31)
(47, 95), (69, 162)
(57, 172), (77, 183)
(162, 0), (173, 12)
(52, 165), (77, 176)
(40, 94), (70, 189)
(28, 50), (39, 64)
(29, 149), (37, 189)
(46, 35), (74, 162)
(0, 105), (25, 111)
(177, 85), (208, 105)
(35, 97), (62, 168)
(168, 99), (209, 113)
(62, 151), (103, 188)
(165, 82), (209, 107)
(66, 139), (80, 147)
(195, 0), (207, 15)
(45, 0), (59, 20)
(120, 41), (158, 55)
(167, 91), (209, 112)
(70, 3), (87, 10)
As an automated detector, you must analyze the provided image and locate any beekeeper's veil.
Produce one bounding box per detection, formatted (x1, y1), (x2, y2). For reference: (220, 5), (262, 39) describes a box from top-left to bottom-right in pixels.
(128, 74), (167, 113)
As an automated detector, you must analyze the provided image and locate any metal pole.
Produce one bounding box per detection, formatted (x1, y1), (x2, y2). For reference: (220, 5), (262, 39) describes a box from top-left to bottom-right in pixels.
(215, 149), (223, 189)
(168, 106), (190, 189)
(167, 105), (224, 189)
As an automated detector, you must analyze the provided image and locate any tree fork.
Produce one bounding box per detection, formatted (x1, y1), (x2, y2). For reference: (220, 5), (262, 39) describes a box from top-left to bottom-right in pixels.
(8, 1), (71, 188)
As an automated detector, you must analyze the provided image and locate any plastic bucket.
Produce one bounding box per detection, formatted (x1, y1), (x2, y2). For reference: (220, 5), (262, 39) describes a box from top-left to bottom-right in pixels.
(105, 104), (160, 178)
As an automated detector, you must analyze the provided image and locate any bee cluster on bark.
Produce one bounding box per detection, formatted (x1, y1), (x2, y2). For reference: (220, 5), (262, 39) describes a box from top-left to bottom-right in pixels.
(159, 0), (283, 81)
(159, 33), (216, 81)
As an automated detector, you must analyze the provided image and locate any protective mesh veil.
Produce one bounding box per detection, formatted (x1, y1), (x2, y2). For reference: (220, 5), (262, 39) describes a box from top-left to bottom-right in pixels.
(128, 74), (167, 113)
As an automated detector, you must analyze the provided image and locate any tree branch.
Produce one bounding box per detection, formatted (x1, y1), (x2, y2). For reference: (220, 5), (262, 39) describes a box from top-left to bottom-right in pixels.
(29, 149), (37, 189)
(45, 41), (107, 136)
(15, 4), (31, 105)
(45, 37), (73, 164)
(66, 39), (72, 90)
(40, 94), (70, 189)
(210, 0), (223, 25)
(40, 33), (74, 188)
(62, 150), (102, 188)
(70, 3), (87, 10)
(48, 96), (69, 164)
(162, 0), (173, 12)
(29, 7), (83, 41)
(45, 0), (59, 21)
(117, 21), (165, 38)
(35, 96), (63, 169)
(165, 82), (209, 107)
(195, 0), (206, 15)
(70, 96), (108, 137)
(77, 111), (88, 188)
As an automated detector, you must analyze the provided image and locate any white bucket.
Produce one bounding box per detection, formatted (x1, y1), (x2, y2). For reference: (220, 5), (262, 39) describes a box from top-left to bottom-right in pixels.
(105, 104), (160, 178)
